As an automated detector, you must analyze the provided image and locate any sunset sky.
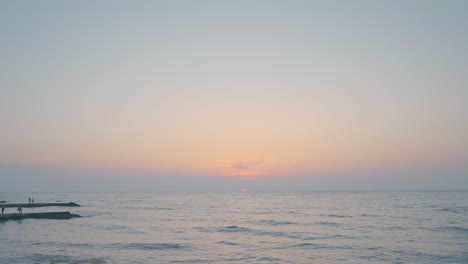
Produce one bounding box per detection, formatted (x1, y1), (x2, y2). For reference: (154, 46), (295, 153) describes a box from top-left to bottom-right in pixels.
(1, 1), (467, 191)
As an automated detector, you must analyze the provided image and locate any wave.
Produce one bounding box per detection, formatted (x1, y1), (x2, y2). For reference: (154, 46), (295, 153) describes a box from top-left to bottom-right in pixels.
(29, 254), (107, 264)
(436, 226), (468, 234)
(292, 233), (355, 241)
(295, 242), (329, 248)
(366, 246), (383, 251)
(257, 219), (298, 225)
(140, 206), (173, 210)
(274, 242), (356, 253)
(198, 225), (289, 238)
(317, 221), (340, 227)
(30, 241), (94, 249)
(256, 257), (281, 262)
(218, 225), (252, 233)
(109, 242), (186, 250)
(217, 240), (239, 246)
(255, 230), (288, 237)
(437, 207), (468, 214)
(103, 224), (136, 231)
(30, 241), (186, 251)
(391, 249), (459, 262)
(91, 223), (146, 235)
(222, 255), (256, 262)
(323, 214), (352, 218)
(280, 242), (353, 250)
(359, 213), (378, 217)
(383, 226), (406, 231)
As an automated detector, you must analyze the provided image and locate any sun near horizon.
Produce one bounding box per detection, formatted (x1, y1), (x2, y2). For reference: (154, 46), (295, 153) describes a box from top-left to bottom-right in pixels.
(1, 1), (467, 192)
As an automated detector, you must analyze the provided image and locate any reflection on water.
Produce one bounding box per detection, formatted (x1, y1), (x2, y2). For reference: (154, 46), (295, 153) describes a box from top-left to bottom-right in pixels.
(1, 191), (468, 263)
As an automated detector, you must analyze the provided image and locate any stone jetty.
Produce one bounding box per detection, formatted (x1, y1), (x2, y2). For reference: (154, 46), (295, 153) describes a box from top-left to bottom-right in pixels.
(1, 202), (80, 208)
(0, 211), (81, 221)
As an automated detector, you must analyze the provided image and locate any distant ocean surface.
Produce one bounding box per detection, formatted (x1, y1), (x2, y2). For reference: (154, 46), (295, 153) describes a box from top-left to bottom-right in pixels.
(1, 191), (468, 264)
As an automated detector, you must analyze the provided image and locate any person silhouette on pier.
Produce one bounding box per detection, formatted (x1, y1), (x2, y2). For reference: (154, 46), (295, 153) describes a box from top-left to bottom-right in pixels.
(32, 198), (34, 204)
(1, 205), (4, 214)
(29, 197), (31, 204)
(17, 206), (22, 215)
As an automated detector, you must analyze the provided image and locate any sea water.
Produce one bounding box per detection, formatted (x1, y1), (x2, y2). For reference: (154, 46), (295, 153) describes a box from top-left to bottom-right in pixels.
(0, 191), (467, 263)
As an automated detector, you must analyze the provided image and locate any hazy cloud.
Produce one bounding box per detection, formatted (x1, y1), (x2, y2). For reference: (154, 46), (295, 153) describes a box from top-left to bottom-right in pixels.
(231, 160), (264, 171)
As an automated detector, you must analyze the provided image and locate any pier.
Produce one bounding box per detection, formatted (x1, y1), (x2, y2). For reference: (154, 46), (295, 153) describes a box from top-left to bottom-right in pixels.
(1, 202), (80, 208)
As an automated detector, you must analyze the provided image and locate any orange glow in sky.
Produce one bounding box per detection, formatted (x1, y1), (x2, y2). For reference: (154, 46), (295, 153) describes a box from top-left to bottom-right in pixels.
(1, 1), (467, 187)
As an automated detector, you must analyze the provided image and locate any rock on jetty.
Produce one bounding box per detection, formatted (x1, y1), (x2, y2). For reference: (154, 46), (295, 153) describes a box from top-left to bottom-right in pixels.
(0, 211), (81, 221)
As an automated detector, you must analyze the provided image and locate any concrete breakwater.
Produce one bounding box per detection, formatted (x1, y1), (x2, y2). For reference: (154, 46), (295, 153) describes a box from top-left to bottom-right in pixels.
(0, 211), (81, 221)
(1, 202), (80, 208)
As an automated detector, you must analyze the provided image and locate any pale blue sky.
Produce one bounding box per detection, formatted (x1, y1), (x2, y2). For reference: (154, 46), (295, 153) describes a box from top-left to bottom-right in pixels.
(1, 0), (467, 191)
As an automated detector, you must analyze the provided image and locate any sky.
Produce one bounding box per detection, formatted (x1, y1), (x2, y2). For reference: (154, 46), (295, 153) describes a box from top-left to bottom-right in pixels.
(1, 0), (467, 191)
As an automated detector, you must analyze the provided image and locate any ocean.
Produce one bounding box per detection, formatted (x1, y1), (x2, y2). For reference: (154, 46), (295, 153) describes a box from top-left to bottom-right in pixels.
(1, 191), (467, 263)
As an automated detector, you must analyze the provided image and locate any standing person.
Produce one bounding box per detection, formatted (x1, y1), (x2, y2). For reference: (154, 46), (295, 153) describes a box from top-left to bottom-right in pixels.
(32, 198), (34, 204)
(29, 197), (31, 204)
(17, 206), (22, 215)
(1, 205), (4, 214)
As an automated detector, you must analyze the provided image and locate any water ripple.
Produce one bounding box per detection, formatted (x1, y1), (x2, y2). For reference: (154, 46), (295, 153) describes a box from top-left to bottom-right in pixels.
(108, 242), (187, 250)
(257, 220), (298, 225)
(218, 225), (252, 232)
